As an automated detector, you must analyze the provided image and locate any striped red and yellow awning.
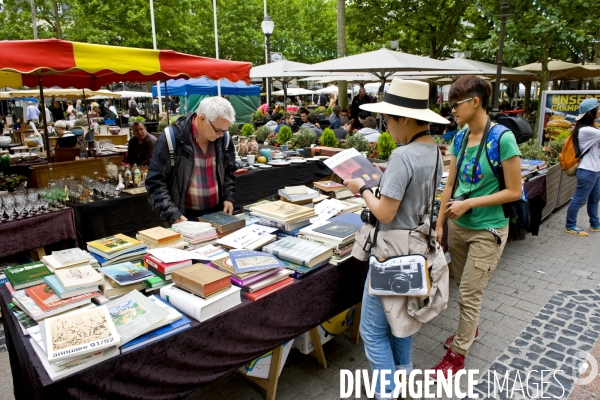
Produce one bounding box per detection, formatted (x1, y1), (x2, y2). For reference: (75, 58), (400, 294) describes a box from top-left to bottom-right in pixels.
(0, 39), (251, 89)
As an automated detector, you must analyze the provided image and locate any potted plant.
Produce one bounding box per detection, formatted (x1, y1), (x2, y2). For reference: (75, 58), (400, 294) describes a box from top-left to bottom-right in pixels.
(289, 127), (316, 150)
(277, 126), (293, 146)
(376, 132), (396, 161)
(255, 125), (271, 143)
(240, 124), (254, 137)
(319, 128), (339, 148)
(342, 132), (369, 153)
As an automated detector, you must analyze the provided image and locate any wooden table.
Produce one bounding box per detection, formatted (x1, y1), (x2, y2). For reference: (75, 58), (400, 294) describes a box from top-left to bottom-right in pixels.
(95, 133), (128, 146)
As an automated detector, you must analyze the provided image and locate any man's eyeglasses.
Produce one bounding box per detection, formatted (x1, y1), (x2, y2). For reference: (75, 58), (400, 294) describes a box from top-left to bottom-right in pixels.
(208, 120), (228, 134)
(450, 98), (473, 110)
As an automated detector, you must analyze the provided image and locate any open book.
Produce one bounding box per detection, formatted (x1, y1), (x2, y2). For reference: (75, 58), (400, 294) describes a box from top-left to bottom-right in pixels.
(323, 148), (382, 188)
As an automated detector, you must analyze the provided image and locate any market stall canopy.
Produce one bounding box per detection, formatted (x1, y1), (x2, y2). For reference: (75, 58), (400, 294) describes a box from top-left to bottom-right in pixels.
(515, 60), (600, 80)
(6, 88), (121, 99)
(440, 58), (539, 82)
(314, 85), (352, 94)
(272, 87), (315, 96)
(114, 91), (155, 98)
(250, 60), (314, 78)
(298, 73), (380, 82)
(0, 39), (251, 89)
(151, 78), (260, 97)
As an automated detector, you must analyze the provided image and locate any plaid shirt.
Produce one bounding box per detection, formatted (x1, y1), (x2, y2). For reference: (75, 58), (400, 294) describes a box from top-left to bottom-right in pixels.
(186, 117), (219, 210)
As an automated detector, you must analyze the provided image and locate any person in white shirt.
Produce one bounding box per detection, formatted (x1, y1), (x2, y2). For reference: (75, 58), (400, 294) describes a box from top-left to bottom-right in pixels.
(356, 116), (381, 142)
(26, 101), (40, 123)
(108, 100), (118, 119)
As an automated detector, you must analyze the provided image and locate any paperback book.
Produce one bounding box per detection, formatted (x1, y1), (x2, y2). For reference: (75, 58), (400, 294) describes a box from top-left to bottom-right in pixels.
(243, 278), (295, 302)
(100, 262), (155, 285)
(5, 262), (52, 290)
(87, 234), (145, 259)
(51, 249), (92, 268)
(262, 237), (334, 268)
(228, 249), (285, 274)
(323, 148), (382, 188)
(24, 284), (98, 313)
(44, 275), (99, 300)
(198, 212), (245, 233)
(54, 265), (104, 290)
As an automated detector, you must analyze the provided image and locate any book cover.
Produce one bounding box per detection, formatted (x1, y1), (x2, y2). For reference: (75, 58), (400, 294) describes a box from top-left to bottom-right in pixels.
(106, 290), (170, 344)
(44, 275), (99, 300)
(171, 221), (214, 235)
(243, 278), (294, 302)
(160, 284), (242, 322)
(5, 262), (52, 290)
(24, 283), (99, 313)
(143, 254), (192, 274)
(323, 148), (383, 188)
(54, 265), (104, 290)
(87, 234), (142, 255)
(51, 249), (91, 267)
(228, 249), (285, 274)
(89, 248), (148, 267)
(100, 262), (154, 285)
(329, 212), (363, 226)
(44, 305), (121, 363)
(171, 264), (231, 298)
(262, 237), (334, 268)
(312, 221), (362, 239)
(312, 180), (345, 192)
(216, 225), (278, 250)
(138, 227), (181, 244)
(144, 276), (168, 289)
(198, 212), (245, 233)
(249, 201), (315, 222)
(121, 314), (191, 353)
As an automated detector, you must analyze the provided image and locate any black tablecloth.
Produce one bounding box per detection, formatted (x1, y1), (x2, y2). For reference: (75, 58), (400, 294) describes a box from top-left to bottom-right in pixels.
(8, 159), (48, 180)
(68, 193), (166, 247)
(235, 161), (333, 206)
(0, 258), (369, 400)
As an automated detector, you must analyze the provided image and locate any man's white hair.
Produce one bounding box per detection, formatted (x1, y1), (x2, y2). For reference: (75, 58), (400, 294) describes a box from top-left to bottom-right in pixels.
(196, 96), (236, 124)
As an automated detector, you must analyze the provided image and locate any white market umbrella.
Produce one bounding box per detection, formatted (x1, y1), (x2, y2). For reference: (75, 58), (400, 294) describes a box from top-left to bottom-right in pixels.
(251, 60), (317, 101)
(290, 48), (480, 96)
(441, 58), (538, 82)
(298, 73), (380, 83)
(315, 85), (352, 94)
(272, 87), (315, 96)
(7, 88), (121, 99)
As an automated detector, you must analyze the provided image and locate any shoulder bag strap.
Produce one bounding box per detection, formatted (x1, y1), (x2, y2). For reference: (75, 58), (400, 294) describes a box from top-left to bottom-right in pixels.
(427, 148), (440, 258)
(164, 126), (176, 167)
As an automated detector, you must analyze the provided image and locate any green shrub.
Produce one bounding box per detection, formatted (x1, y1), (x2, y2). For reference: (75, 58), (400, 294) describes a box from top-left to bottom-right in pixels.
(542, 138), (565, 166)
(240, 123), (254, 137)
(342, 132), (369, 152)
(277, 126), (293, 145)
(256, 109), (264, 120)
(519, 139), (545, 161)
(134, 116), (146, 123)
(158, 120), (168, 133)
(290, 127), (317, 149)
(228, 123), (241, 137)
(320, 128), (339, 148)
(255, 125), (271, 143)
(376, 132), (396, 160)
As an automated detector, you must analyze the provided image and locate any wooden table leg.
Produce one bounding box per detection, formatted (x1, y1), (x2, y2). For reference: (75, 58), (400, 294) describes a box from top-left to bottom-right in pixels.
(309, 326), (328, 369)
(347, 302), (362, 344)
(29, 247), (46, 261)
(247, 344), (284, 400)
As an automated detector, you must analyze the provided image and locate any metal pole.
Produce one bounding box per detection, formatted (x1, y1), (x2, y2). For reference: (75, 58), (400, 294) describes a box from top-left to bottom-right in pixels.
(266, 34), (272, 108)
(212, 0), (221, 97)
(491, 0), (508, 120)
(38, 72), (50, 161)
(150, 0), (162, 112)
(164, 80), (170, 124)
(30, 0), (38, 39)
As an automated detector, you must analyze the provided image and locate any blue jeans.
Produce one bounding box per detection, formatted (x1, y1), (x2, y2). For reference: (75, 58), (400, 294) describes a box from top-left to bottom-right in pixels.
(360, 280), (413, 399)
(566, 169), (600, 228)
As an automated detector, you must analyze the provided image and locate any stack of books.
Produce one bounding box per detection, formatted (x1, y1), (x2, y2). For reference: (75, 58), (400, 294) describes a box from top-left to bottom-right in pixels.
(313, 180), (353, 200)
(42, 248), (100, 272)
(171, 221), (218, 248)
(46, 264), (104, 299)
(160, 283), (242, 322)
(172, 263), (232, 298)
(28, 305), (121, 381)
(98, 262), (155, 299)
(278, 185), (319, 205)
(249, 201), (315, 233)
(198, 212), (246, 234)
(210, 251), (294, 301)
(143, 252), (192, 282)
(263, 236), (334, 277)
(298, 213), (363, 266)
(137, 227), (186, 249)
(87, 234), (147, 267)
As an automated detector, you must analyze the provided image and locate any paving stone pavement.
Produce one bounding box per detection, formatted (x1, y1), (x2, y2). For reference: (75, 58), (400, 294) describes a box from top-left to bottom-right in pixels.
(0, 204), (599, 400)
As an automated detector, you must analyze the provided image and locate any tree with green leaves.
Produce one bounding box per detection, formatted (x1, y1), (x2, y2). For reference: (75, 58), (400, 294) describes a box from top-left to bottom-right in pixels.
(0, 0), (69, 40)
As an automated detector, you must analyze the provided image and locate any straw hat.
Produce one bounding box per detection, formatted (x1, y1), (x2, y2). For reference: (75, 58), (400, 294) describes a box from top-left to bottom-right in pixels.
(360, 79), (449, 124)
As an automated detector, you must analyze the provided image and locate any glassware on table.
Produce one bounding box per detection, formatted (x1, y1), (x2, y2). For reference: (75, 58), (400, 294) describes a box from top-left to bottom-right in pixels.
(3, 195), (15, 221)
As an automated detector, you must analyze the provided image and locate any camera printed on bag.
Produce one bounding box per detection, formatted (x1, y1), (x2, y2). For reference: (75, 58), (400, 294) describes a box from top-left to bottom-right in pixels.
(369, 255), (429, 296)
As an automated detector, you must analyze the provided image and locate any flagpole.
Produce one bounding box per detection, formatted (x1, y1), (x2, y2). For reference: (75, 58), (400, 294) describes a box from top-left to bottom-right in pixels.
(150, 0), (163, 112)
(212, 0), (221, 97)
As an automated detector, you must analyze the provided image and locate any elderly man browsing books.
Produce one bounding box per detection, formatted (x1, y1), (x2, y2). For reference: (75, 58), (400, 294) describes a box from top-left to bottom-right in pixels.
(146, 97), (237, 224)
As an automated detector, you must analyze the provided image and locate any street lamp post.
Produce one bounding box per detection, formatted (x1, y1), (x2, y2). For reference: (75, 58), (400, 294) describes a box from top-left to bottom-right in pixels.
(262, 15), (274, 112)
(491, 0), (509, 120)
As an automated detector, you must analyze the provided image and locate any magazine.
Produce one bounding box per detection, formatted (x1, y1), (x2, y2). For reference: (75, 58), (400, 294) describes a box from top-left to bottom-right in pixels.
(323, 148), (383, 188)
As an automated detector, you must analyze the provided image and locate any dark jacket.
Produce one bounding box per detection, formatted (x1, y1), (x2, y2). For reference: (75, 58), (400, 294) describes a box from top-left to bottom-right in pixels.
(127, 133), (157, 166)
(146, 113), (236, 224)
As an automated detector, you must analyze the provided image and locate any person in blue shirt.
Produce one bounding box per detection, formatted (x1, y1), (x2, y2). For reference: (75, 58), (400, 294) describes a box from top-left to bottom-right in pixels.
(329, 105), (341, 129)
(274, 112), (295, 133)
(442, 120), (458, 141)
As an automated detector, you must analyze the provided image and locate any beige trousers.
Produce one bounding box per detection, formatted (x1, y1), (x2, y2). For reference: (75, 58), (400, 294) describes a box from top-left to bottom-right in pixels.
(448, 220), (508, 357)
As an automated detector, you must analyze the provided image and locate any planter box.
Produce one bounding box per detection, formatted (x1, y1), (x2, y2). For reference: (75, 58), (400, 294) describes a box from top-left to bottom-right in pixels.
(310, 146), (345, 157)
(542, 164), (561, 220)
(556, 170), (577, 208)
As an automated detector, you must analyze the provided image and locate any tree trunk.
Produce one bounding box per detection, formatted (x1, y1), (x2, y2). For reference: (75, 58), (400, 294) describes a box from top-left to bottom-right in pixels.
(535, 34), (550, 141)
(337, 0), (348, 109)
(524, 81), (531, 112)
(53, 2), (62, 39)
(595, 28), (600, 65)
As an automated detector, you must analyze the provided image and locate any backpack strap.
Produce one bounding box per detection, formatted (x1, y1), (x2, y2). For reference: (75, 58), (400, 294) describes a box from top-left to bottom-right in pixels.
(164, 126), (176, 167)
(484, 124), (511, 177)
(453, 127), (469, 158)
(223, 131), (231, 151)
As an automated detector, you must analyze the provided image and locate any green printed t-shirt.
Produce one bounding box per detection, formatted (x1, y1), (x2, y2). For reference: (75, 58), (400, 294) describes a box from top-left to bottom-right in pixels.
(449, 130), (521, 230)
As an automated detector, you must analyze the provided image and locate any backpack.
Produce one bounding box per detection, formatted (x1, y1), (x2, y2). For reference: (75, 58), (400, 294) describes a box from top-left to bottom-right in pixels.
(453, 124), (530, 228)
(559, 133), (582, 177)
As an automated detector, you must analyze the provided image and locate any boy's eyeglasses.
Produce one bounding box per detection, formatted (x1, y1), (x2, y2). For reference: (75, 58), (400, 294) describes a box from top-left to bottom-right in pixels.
(450, 98), (473, 110)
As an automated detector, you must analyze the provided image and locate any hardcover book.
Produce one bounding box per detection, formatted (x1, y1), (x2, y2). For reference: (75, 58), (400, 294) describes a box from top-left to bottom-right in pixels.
(137, 227), (181, 245)
(323, 148), (383, 188)
(228, 249), (285, 274)
(146, 266), (171, 282)
(44, 305), (121, 363)
(312, 180), (346, 192)
(5, 262), (52, 290)
(262, 237), (334, 268)
(105, 290), (170, 345)
(243, 269), (293, 293)
(24, 284), (99, 313)
(198, 212), (245, 233)
(143, 254), (192, 274)
(249, 201), (315, 222)
(160, 284), (241, 322)
(311, 221), (362, 239)
(243, 278), (295, 302)
(54, 265), (104, 290)
(171, 264), (231, 298)
(210, 257), (282, 285)
(87, 234), (144, 258)
(100, 262), (155, 286)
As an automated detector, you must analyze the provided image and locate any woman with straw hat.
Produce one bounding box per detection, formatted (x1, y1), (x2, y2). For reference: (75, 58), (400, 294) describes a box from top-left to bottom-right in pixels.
(346, 78), (450, 399)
